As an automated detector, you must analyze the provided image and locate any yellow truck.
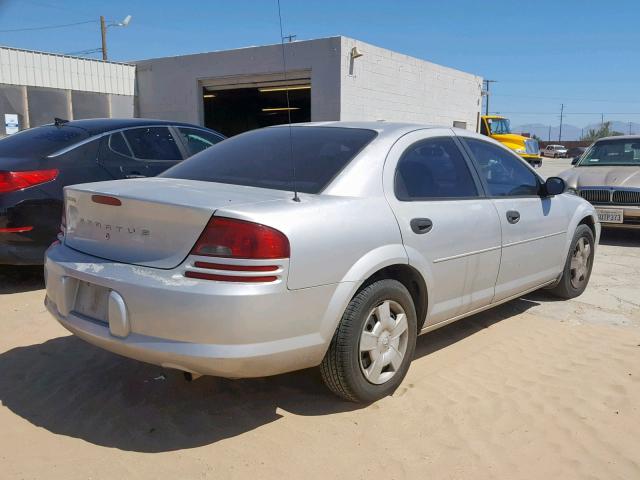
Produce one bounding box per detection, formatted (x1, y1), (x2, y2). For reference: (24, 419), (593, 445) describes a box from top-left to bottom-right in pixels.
(480, 115), (542, 168)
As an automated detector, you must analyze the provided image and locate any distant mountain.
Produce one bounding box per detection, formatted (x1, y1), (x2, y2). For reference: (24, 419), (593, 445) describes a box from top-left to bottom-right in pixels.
(513, 121), (640, 141)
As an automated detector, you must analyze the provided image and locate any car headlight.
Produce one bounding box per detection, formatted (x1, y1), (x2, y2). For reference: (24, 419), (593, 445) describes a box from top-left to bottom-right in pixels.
(566, 187), (578, 195)
(515, 148), (525, 153)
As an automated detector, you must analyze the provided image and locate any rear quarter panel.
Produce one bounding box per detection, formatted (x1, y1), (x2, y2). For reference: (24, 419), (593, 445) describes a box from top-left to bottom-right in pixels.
(216, 195), (406, 290)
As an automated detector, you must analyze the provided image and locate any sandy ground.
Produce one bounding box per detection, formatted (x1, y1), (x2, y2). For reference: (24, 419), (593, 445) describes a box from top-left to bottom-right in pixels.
(1, 158), (639, 480)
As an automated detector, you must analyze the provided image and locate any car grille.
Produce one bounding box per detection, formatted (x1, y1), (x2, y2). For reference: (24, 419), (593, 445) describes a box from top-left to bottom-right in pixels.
(525, 139), (539, 154)
(579, 188), (640, 205)
(612, 190), (640, 204)
(579, 189), (611, 203)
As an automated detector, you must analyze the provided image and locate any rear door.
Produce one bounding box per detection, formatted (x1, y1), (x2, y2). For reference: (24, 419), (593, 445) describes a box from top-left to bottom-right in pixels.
(384, 129), (502, 327)
(461, 137), (569, 301)
(97, 131), (151, 179)
(101, 126), (185, 178)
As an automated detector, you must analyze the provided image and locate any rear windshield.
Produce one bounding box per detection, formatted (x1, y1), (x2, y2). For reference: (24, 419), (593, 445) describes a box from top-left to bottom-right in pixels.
(161, 126), (377, 193)
(0, 125), (89, 158)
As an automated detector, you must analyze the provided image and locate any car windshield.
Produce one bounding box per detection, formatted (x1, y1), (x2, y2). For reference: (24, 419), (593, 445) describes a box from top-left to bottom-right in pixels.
(161, 126), (378, 194)
(0, 125), (89, 158)
(487, 118), (512, 135)
(578, 139), (640, 166)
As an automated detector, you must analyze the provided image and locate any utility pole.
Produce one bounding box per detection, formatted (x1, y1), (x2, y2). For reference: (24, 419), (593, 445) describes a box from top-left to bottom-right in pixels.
(100, 15), (107, 60)
(558, 103), (564, 142)
(629, 122), (632, 135)
(483, 79), (497, 116)
(601, 113), (604, 127)
(548, 125), (551, 141)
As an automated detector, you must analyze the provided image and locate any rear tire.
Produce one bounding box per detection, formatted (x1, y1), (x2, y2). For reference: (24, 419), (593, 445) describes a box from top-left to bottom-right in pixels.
(320, 279), (417, 403)
(549, 225), (595, 299)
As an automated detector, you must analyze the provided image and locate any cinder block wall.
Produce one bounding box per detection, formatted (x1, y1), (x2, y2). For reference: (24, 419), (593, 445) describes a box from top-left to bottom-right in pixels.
(339, 37), (482, 130)
(134, 37), (342, 125)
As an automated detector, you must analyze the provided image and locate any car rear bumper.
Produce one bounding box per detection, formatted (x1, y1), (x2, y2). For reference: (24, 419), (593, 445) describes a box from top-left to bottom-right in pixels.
(44, 242), (352, 378)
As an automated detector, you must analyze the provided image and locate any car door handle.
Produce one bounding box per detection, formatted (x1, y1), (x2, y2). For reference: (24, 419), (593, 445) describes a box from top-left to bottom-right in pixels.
(410, 218), (433, 234)
(506, 210), (520, 224)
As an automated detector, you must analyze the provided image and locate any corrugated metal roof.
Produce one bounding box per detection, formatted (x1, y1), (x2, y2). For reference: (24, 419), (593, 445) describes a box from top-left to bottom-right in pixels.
(0, 46), (135, 95)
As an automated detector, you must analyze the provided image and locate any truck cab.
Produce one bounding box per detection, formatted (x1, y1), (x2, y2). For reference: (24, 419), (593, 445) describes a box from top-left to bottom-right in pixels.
(480, 115), (542, 168)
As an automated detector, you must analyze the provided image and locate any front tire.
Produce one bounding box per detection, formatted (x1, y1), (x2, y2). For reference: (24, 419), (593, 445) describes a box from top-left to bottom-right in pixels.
(320, 279), (417, 403)
(549, 225), (595, 299)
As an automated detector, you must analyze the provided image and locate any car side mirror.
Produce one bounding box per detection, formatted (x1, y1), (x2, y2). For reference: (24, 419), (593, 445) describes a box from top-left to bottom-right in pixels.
(571, 156), (580, 165)
(544, 177), (566, 196)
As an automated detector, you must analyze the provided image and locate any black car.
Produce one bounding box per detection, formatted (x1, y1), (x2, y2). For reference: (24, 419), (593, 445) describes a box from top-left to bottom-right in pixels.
(567, 146), (588, 165)
(0, 118), (224, 265)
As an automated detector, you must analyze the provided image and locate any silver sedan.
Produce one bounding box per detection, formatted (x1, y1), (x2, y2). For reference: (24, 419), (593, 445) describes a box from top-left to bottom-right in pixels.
(44, 122), (600, 402)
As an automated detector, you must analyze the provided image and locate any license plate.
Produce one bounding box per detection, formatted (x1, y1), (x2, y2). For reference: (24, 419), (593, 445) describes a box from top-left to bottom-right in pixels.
(73, 281), (110, 323)
(596, 208), (624, 224)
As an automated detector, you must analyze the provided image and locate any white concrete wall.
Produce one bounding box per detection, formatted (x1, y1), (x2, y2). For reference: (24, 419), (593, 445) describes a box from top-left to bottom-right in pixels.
(339, 37), (482, 130)
(0, 46), (135, 95)
(135, 37), (342, 124)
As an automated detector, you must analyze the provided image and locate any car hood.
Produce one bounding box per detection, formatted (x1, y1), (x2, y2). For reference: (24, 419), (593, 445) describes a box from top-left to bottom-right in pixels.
(559, 166), (640, 188)
(491, 133), (527, 148)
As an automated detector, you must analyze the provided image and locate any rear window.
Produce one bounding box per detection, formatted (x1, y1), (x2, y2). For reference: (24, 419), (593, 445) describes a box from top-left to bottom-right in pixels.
(0, 125), (89, 158)
(161, 126), (377, 194)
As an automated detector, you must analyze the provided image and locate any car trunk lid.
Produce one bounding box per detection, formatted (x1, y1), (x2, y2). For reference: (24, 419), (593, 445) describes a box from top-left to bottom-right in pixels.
(63, 178), (292, 269)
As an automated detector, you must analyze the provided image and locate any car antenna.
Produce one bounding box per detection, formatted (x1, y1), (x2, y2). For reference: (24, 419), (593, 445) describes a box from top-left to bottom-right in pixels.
(276, 0), (300, 202)
(54, 117), (69, 127)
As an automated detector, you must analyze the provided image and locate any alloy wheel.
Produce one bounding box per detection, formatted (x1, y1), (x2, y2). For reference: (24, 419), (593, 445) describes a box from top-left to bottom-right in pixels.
(359, 300), (409, 385)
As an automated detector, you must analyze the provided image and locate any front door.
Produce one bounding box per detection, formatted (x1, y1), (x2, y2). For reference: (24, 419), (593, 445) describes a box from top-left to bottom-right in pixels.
(461, 137), (570, 301)
(384, 130), (502, 327)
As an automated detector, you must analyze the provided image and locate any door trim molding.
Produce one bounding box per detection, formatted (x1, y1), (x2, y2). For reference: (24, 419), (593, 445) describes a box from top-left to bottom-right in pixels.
(433, 245), (501, 263)
(503, 230), (566, 248)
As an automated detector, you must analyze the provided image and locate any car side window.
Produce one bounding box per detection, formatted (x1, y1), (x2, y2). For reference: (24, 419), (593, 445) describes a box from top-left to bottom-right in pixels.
(123, 127), (182, 161)
(176, 127), (224, 156)
(395, 137), (479, 200)
(108, 132), (132, 157)
(464, 138), (540, 196)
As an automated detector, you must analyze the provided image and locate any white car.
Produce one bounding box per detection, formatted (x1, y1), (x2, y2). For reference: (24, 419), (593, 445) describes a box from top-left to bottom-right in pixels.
(543, 145), (568, 158)
(44, 122), (600, 402)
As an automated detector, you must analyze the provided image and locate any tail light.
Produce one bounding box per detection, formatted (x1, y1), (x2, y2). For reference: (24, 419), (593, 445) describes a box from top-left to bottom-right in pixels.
(0, 169), (59, 194)
(190, 217), (289, 259)
(186, 217), (289, 283)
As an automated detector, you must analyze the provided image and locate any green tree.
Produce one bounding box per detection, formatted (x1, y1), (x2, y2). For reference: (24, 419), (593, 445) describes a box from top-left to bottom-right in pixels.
(581, 122), (623, 141)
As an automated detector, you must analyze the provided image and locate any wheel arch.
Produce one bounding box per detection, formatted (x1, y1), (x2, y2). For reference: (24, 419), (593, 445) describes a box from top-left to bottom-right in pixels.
(355, 264), (428, 332)
(578, 214), (596, 238)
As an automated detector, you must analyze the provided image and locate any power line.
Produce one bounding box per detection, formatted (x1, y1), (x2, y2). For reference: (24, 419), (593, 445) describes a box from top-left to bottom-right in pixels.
(497, 112), (640, 115)
(492, 93), (640, 104)
(63, 48), (102, 57)
(0, 20), (95, 33)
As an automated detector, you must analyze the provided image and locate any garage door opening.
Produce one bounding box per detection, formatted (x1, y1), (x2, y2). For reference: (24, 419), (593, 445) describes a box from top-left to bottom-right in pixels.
(202, 83), (311, 137)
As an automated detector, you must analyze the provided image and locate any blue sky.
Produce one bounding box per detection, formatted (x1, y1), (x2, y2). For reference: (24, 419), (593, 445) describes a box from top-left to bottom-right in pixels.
(1, 0), (639, 129)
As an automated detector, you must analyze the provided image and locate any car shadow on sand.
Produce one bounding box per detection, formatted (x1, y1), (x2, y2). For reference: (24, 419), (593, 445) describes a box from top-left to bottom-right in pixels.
(0, 297), (539, 453)
(0, 265), (45, 295)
